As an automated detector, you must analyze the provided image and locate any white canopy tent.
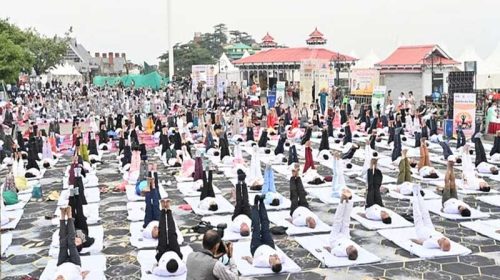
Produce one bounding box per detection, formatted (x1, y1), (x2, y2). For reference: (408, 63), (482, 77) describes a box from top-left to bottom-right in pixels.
(47, 63), (83, 85)
(458, 45), (500, 89)
(352, 49), (381, 69)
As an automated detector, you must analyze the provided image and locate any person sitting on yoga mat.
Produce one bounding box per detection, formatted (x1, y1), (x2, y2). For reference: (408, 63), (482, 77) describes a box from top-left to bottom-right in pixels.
(142, 178), (161, 239)
(242, 195), (285, 273)
(199, 170), (218, 211)
(323, 189), (358, 260)
(418, 138), (439, 179)
(261, 165), (285, 206)
(472, 131), (499, 175)
(411, 184), (451, 251)
(230, 169), (252, 237)
(461, 145), (490, 192)
(151, 199), (186, 276)
(360, 157), (392, 224)
(441, 158), (472, 217)
(54, 207), (90, 280)
(287, 166), (317, 229)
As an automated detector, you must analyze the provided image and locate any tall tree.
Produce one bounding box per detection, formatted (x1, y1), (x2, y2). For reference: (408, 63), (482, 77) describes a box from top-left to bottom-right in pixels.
(159, 42), (214, 77)
(0, 33), (32, 83)
(24, 30), (68, 75)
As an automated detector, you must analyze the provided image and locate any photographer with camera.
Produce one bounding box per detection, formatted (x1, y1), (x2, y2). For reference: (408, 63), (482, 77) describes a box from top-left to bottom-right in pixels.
(186, 228), (238, 280)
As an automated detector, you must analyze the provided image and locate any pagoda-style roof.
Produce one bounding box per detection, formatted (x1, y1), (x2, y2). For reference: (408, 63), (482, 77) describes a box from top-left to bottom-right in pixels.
(306, 27), (326, 45)
(233, 47), (356, 65)
(260, 32), (277, 48)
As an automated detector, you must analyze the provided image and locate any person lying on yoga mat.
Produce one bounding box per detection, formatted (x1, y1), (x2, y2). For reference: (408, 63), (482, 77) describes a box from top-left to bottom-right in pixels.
(199, 170), (218, 211)
(286, 166), (317, 229)
(491, 131), (500, 162)
(461, 144), (490, 192)
(359, 157), (392, 224)
(324, 189), (358, 260)
(142, 177), (161, 239)
(472, 132), (499, 175)
(441, 158), (472, 217)
(418, 138), (440, 179)
(247, 146), (264, 191)
(68, 183), (95, 251)
(242, 195), (285, 273)
(150, 199), (186, 276)
(341, 142), (360, 160)
(261, 165), (285, 206)
(230, 169), (251, 236)
(55, 207), (90, 280)
(411, 184), (451, 251)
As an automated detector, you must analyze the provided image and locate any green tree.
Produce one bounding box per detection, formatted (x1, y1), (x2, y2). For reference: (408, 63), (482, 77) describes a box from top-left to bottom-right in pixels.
(0, 33), (32, 83)
(24, 30), (68, 75)
(159, 42), (214, 77)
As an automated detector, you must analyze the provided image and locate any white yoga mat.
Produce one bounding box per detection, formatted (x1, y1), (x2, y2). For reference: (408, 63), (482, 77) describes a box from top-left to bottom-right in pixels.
(27, 168), (46, 181)
(232, 241), (301, 276)
(377, 157), (398, 172)
(461, 219), (500, 241)
(411, 173), (445, 184)
(58, 188), (101, 206)
(52, 204), (100, 225)
(0, 209), (23, 230)
(127, 201), (145, 221)
(1, 232), (12, 255)
(202, 215), (251, 241)
(423, 199), (490, 220)
(294, 234), (381, 267)
(39, 255), (107, 280)
(126, 185), (169, 202)
(384, 184), (441, 200)
(351, 206), (413, 230)
(183, 195), (234, 216)
(377, 227), (471, 259)
(477, 195), (500, 207)
(175, 175), (193, 182)
(307, 187), (364, 205)
(177, 181), (221, 197)
(247, 192), (291, 210)
(137, 246), (193, 280)
(49, 225), (104, 257)
(4, 193), (31, 211)
(130, 221), (183, 249)
(267, 210), (330, 235)
(355, 175), (397, 185)
(272, 164), (292, 177)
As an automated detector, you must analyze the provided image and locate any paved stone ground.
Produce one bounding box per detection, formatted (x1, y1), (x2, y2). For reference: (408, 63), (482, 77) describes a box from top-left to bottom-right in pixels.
(1, 137), (500, 280)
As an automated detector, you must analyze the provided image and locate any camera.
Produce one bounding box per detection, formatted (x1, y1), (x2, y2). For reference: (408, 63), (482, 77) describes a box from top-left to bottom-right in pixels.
(193, 221), (228, 254)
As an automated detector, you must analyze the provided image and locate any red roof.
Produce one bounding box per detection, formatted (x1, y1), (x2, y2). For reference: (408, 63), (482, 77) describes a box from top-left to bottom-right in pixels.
(233, 47), (356, 65)
(262, 32), (275, 43)
(377, 45), (459, 67)
(309, 27), (324, 38)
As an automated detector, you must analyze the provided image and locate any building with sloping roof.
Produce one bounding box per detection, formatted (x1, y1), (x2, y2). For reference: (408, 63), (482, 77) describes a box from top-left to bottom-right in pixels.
(224, 43), (255, 60)
(63, 38), (99, 79)
(376, 44), (460, 102)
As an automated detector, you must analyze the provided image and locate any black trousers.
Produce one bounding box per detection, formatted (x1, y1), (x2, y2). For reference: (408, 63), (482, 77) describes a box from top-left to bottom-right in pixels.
(232, 182), (251, 221)
(200, 171), (215, 200)
(290, 176), (309, 216)
(250, 202), (274, 256)
(57, 218), (81, 267)
(155, 209), (182, 262)
(366, 170), (384, 208)
(69, 193), (88, 236)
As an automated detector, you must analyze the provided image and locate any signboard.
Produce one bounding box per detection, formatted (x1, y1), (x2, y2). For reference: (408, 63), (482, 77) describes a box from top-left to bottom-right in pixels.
(276, 81), (286, 102)
(371, 86), (386, 111)
(350, 69), (379, 96)
(300, 59), (331, 105)
(191, 65), (216, 92)
(453, 93), (476, 137)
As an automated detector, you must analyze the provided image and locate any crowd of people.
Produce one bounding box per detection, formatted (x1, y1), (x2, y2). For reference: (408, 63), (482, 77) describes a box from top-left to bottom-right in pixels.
(1, 80), (500, 279)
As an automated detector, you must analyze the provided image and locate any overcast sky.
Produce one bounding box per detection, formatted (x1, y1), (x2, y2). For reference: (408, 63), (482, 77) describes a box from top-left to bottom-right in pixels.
(2, 0), (499, 65)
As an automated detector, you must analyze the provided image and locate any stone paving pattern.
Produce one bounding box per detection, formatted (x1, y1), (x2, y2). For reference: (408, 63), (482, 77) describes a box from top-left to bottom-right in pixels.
(1, 138), (500, 280)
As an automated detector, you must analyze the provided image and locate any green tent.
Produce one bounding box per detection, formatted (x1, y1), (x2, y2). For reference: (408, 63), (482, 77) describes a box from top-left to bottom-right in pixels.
(93, 71), (169, 89)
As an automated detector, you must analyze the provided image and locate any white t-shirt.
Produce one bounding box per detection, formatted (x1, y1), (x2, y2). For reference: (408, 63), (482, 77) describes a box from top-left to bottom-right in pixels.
(291, 206), (318, 227)
(443, 198), (469, 215)
(365, 205), (385, 221)
(477, 162), (495, 174)
(330, 237), (357, 257)
(143, 221), (159, 239)
(230, 214), (251, 233)
(153, 251), (186, 276)
(253, 245), (286, 268)
(416, 226), (444, 249)
(55, 262), (82, 280)
(419, 166), (436, 177)
(199, 197), (217, 211)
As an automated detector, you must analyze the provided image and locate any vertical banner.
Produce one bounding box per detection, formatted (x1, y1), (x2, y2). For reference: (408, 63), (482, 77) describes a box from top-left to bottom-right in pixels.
(276, 81), (286, 102)
(453, 93), (476, 137)
(350, 69), (379, 96)
(371, 86), (386, 111)
(300, 59), (330, 105)
(191, 65), (216, 92)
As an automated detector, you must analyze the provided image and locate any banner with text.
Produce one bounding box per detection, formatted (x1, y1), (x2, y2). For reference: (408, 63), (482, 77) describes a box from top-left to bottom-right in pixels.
(300, 59), (331, 105)
(276, 81), (286, 102)
(371, 86), (387, 111)
(351, 69), (379, 96)
(191, 65), (216, 92)
(453, 93), (476, 137)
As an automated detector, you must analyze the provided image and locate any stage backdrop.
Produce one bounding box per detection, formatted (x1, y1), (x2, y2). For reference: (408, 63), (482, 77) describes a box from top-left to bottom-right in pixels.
(191, 65), (216, 92)
(453, 93), (476, 137)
